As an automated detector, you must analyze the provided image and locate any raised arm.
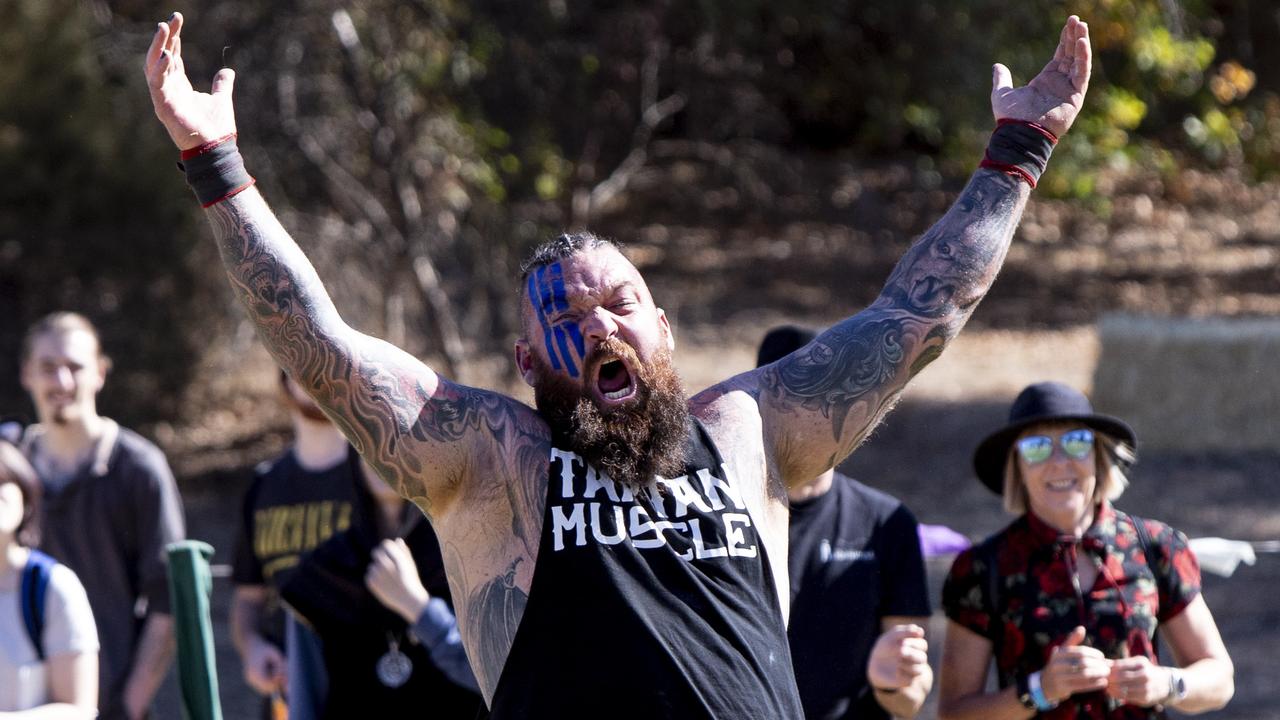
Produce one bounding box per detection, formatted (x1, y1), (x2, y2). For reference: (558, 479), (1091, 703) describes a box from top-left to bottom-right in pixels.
(701, 17), (1092, 487)
(142, 14), (544, 517)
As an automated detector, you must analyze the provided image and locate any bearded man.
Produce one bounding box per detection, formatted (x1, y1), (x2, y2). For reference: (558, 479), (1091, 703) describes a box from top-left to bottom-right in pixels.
(144, 13), (1092, 718)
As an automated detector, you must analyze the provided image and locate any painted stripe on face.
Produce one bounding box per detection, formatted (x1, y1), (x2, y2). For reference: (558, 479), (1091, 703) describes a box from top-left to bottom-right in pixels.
(527, 272), (562, 372)
(528, 262), (585, 377)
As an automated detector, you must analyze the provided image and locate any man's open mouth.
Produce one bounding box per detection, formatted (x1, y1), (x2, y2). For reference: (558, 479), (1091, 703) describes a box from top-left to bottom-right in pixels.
(594, 358), (636, 403)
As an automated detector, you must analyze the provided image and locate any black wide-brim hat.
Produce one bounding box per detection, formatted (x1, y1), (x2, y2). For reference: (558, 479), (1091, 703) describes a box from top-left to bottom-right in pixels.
(973, 381), (1137, 494)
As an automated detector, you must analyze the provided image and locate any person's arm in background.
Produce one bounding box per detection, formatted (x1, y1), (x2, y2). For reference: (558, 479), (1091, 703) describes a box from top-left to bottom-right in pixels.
(124, 445), (185, 720)
(231, 585), (287, 696)
(867, 503), (934, 717)
(2, 566), (101, 720)
(284, 612), (328, 720)
(122, 615), (175, 720)
(229, 478), (287, 697)
(0, 697), (97, 720)
(365, 539), (480, 693)
(1107, 526), (1232, 713)
(1148, 597), (1233, 712)
(938, 621), (1034, 720)
(868, 621), (932, 717)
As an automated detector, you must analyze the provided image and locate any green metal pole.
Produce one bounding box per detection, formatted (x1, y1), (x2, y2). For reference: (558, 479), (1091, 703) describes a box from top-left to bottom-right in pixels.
(166, 540), (223, 720)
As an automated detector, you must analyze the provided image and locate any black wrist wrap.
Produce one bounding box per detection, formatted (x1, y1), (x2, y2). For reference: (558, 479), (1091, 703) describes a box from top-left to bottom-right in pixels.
(178, 135), (255, 208)
(980, 119), (1058, 188)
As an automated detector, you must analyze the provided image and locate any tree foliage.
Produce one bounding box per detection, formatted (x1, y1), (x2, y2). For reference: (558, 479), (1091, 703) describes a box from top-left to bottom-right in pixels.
(1, 0), (1276, 430)
(0, 0), (214, 427)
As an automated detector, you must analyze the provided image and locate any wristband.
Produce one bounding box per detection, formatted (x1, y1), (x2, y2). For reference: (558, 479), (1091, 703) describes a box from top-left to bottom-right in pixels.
(979, 118), (1057, 188)
(1028, 670), (1058, 711)
(1015, 672), (1038, 711)
(177, 134), (256, 208)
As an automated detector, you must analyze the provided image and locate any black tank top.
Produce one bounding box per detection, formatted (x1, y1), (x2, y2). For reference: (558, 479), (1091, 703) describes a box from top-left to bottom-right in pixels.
(489, 419), (803, 719)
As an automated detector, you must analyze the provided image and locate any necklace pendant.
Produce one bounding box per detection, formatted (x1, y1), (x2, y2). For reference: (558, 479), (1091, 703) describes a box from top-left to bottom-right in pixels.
(376, 643), (413, 688)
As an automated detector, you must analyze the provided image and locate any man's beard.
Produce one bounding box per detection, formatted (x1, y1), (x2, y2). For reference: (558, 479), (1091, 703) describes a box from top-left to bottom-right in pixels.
(533, 338), (689, 490)
(47, 399), (78, 426)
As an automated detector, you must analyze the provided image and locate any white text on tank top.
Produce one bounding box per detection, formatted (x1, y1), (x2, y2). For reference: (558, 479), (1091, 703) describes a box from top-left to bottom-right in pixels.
(547, 447), (759, 561)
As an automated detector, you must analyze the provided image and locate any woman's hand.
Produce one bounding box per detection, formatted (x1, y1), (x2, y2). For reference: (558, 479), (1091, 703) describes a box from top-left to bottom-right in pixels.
(1041, 626), (1111, 702)
(365, 538), (431, 624)
(1106, 656), (1173, 707)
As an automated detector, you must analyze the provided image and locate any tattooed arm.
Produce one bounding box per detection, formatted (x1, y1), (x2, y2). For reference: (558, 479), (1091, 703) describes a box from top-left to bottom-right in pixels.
(143, 15), (545, 517)
(761, 170), (1027, 485)
(696, 17), (1092, 487)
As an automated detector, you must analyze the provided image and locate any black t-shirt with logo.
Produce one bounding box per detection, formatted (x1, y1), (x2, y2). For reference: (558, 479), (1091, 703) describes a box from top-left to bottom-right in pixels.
(786, 474), (931, 720)
(231, 445), (369, 644)
(489, 419), (804, 719)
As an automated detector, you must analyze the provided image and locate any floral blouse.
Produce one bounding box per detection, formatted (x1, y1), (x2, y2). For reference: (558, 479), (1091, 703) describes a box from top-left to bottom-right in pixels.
(942, 502), (1201, 719)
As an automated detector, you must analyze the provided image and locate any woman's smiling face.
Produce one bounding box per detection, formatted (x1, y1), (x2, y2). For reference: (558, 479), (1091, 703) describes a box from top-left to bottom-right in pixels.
(1016, 422), (1098, 531)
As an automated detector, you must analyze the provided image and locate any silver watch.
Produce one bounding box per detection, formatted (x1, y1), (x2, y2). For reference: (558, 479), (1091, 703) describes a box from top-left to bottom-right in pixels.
(1164, 668), (1188, 707)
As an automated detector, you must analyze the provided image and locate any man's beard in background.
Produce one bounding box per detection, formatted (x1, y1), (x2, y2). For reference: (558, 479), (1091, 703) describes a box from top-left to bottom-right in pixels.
(533, 338), (689, 490)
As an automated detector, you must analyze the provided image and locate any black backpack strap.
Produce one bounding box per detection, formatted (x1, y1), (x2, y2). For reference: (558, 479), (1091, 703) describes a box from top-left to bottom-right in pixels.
(20, 550), (56, 661)
(1126, 511), (1164, 658)
(977, 536), (1004, 666)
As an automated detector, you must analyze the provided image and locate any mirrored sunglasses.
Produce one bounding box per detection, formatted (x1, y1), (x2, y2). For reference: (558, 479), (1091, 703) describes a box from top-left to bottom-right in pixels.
(1015, 428), (1095, 465)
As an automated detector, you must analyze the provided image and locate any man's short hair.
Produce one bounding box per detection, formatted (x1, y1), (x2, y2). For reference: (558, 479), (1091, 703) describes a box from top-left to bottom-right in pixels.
(519, 232), (623, 281)
(755, 325), (819, 368)
(21, 311), (108, 366)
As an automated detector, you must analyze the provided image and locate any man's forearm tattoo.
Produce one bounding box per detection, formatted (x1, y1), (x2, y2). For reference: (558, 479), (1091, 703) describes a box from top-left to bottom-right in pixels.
(205, 192), (500, 508)
(211, 190), (551, 698)
(766, 170), (1028, 447)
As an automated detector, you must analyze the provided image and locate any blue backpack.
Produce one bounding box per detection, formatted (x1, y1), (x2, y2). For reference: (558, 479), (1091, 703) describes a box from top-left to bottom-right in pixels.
(20, 549), (57, 660)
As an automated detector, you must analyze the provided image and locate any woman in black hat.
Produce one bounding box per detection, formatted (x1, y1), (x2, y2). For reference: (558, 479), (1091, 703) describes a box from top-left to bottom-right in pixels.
(937, 382), (1234, 719)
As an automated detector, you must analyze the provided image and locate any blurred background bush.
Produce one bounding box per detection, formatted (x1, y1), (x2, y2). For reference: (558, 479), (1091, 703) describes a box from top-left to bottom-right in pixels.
(1, 0), (1277, 432)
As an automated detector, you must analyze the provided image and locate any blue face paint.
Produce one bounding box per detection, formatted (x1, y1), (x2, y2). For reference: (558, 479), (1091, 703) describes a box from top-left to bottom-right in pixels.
(527, 262), (586, 377)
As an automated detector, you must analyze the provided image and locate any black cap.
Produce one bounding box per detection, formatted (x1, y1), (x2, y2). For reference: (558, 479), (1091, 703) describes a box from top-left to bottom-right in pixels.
(756, 325), (819, 368)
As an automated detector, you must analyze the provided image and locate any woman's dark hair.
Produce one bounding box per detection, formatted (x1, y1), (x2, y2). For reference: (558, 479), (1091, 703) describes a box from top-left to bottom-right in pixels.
(0, 441), (42, 547)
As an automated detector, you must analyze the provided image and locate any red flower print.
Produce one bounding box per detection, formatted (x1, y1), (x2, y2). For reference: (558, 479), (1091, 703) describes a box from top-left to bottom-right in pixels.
(1037, 564), (1074, 596)
(1173, 546), (1200, 585)
(1000, 622), (1025, 669)
(999, 542), (1031, 577)
(1127, 626), (1153, 659)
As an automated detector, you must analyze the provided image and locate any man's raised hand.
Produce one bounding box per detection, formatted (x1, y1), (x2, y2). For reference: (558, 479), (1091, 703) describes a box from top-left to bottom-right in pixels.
(144, 12), (237, 151)
(991, 16), (1092, 138)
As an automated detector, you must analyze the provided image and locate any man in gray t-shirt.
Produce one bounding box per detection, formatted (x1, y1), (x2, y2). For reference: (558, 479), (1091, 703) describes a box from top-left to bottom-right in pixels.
(19, 312), (186, 720)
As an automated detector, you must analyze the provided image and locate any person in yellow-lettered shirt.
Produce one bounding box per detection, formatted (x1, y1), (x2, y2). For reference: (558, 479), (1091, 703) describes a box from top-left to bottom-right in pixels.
(229, 370), (372, 719)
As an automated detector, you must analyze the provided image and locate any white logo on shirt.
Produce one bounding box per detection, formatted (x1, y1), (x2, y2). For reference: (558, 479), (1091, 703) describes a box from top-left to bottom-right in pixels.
(548, 448), (758, 561)
(818, 539), (874, 564)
